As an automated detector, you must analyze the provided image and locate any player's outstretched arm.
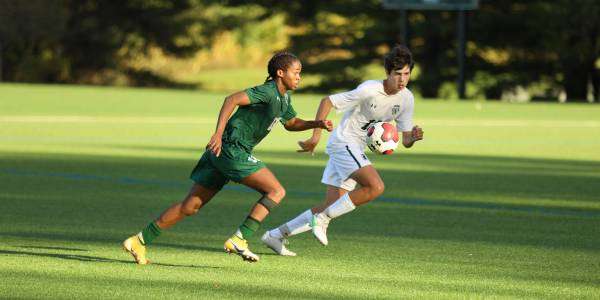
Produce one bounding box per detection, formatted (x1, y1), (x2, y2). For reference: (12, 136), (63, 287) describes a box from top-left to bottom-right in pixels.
(296, 97), (334, 153)
(283, 118), (333, 132)
(402, 125), (424, 148)
(206, 91), (251, 157)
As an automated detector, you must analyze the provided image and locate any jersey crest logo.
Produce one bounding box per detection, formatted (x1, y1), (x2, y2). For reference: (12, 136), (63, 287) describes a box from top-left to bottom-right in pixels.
(392, 105), (400, 115)
(247, 155), (260, 163)
(370, 103), (377, 109)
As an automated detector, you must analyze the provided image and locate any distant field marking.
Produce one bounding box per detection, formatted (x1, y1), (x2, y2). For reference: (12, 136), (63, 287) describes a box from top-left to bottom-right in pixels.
(423, 119), (600, 128)
(1, 115), (599, 127)
(0, 116), (214, 124)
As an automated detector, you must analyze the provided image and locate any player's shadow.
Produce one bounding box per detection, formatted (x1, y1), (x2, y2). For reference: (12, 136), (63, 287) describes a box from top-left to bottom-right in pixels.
(0, 247), (220, 269)
(2, 232), (230, 257)
(154, 242), (226, 254)
(1, 150), (599, 253)
(17, 245), (89, 252)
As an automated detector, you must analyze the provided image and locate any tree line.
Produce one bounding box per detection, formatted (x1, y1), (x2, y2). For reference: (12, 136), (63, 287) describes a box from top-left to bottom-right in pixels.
(0, 0), (598, 102)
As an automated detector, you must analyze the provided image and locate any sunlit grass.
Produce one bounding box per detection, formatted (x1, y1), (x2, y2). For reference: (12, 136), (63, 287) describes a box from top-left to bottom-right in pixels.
(1, 83), (599, 299)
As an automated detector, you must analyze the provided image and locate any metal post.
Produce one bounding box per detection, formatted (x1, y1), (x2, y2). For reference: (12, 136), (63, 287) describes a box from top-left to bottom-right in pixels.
(0, 38), (3, 82)
(403, 10), (409, 45)
(398, 9), (409, 45)
(457, 10), (466, 99)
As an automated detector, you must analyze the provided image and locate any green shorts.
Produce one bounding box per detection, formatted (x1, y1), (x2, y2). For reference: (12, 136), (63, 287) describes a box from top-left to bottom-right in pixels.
(189, 149), (266, 190)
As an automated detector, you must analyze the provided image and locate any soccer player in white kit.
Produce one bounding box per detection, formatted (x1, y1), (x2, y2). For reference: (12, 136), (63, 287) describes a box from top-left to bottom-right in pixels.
(262, 45), (424, 255)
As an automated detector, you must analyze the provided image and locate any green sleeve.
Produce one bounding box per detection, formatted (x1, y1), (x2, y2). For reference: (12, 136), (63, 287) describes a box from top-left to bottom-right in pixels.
(280, 103), (297, 124)
(245, 84), (273, 104)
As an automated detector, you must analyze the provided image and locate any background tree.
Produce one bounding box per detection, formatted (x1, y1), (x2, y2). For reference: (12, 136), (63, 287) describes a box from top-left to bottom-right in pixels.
(0, 0), (207, 86)
(1, 0), (598, 102)
(469, 0), (599, 102)
(0, 0), (67, 82)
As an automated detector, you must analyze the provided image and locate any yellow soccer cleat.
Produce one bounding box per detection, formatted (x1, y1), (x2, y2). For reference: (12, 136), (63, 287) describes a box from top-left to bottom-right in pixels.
(122, 235), (150, 265)
(224, 235), (260, 262)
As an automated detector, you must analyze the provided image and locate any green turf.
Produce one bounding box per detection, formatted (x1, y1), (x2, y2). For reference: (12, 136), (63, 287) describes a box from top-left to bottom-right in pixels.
(1, 83), (599, 299)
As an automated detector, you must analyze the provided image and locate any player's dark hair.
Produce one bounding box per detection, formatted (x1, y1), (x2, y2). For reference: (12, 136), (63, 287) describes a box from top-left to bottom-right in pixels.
(265, 51), (300, 82)
(384, 44), (414, 74)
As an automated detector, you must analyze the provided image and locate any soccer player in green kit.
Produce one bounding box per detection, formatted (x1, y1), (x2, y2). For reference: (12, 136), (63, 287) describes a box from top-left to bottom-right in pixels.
(123, 52), (333, 263)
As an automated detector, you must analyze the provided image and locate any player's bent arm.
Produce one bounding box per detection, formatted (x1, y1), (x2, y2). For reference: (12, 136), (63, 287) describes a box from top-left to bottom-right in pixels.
(311, 97), (334, 138)
(283, 118), (332, 132)
(213, 91), (251, 135)
(207, 91), (252, 156)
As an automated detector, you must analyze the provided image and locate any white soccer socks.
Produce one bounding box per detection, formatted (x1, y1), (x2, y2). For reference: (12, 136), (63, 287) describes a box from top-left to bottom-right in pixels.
(323, 193), (356, 219)
(265, 194), (357, 250)
(311, 193), (356, 245)
(262, 210), (313, 256)
(261, 232), (297, 256)
(271, 209), (313, 238)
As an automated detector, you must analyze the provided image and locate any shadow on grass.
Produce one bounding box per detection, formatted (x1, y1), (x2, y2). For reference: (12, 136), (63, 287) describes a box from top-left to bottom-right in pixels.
(5, 263), (590, 299)
(2, 233), (225, 255)
(4, 269), (357, 299)
(1, 150), (599, 252)
(18, 245), (88, 252)
(0, 248), (219, 269)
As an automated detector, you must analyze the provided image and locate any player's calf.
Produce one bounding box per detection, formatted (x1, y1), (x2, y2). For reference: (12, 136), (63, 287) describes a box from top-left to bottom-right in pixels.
(311, 193), (356, 245)
(225, 195), (281, 262)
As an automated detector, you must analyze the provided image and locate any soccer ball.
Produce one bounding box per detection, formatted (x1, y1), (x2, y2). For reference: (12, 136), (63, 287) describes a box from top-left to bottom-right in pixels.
(366, 121), (399, 155)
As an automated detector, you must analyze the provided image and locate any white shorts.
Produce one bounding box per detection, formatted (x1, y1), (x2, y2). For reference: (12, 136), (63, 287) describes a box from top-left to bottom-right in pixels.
(321, 145), (371, 191)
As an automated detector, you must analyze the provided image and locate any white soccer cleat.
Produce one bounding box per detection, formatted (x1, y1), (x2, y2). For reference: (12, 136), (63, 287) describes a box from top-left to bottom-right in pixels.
(311, 213), (330, 246)
(261, 232), (297, 256)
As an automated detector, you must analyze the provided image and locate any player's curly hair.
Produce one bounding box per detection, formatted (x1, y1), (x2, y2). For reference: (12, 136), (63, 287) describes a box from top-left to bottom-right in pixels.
(384, 45), (414, 74)
(265, 51), (300, 82)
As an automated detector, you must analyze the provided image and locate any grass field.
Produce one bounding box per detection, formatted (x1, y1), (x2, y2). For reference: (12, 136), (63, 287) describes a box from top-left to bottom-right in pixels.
(1, 83), (599, 299)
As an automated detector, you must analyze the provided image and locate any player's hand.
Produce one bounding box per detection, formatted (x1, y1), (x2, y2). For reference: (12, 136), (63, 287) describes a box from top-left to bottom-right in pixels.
(319, 120), (334, 132)
(411, 125), (424, 142)
(297, 136), (320, 155)
(206, 133), (223, 157)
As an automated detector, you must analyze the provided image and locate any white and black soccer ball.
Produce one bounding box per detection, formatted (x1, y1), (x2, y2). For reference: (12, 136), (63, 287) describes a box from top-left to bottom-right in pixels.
(366, 121), (399, 155)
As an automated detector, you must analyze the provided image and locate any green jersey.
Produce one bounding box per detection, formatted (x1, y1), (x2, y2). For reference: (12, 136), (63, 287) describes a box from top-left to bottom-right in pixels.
(221, 80), (297, 154)
(190, 81), (296, 187)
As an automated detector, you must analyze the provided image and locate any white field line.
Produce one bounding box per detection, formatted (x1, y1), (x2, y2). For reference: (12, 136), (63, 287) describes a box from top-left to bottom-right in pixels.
(422, 119), (600, 128)
(0, 116), (213, 124)
(0, 116), (599, 128)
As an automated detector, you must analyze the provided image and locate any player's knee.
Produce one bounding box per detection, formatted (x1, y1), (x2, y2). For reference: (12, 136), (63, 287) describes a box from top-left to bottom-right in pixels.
(257, 193), (280, 213)
(370, 181), (385, 198)
(267, 186), (286, 203)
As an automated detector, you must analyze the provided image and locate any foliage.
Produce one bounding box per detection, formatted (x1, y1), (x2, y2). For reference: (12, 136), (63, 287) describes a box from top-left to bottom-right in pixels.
(0, 0), (598, 101)
(469, 0), (600, 101)
(0, 0), (68, 81)
(127, 4), (289, 84)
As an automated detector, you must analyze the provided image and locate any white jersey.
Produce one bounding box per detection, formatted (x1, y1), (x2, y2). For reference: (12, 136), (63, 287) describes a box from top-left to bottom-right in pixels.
(326, 80), (414, 152)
